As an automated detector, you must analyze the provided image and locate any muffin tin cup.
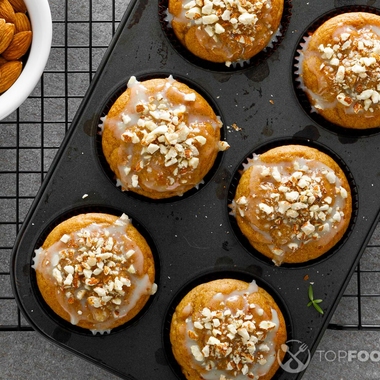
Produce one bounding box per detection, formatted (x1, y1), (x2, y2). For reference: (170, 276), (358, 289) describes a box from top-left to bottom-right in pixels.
(96, 72), (228, 203)
(10, 1), (380, 379)
(293, 5), (380, 135)
(162, 268), (294, 380)
(159, 0), (293, 72)
(227, 137), (359, 269)
(30, 205), (160, 336)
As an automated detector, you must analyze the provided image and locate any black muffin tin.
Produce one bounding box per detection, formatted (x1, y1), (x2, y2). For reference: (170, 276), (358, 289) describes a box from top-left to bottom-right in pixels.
(11, 1), (380, 379)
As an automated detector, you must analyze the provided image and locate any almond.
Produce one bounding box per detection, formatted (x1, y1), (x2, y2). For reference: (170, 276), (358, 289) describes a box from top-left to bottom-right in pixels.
(0, 0), (16, 23)
(0, 59), (22, 92)
(8, 0), (26, 13)
(2, 29), (31, 60)
(13, 11), (30, 32)
(0, 20), (15, 53)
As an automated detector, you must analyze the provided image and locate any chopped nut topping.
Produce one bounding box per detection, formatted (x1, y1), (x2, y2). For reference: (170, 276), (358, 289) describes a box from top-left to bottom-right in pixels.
(181, 0), (269, 46)
(316, 26), (380, 112)
(60, 234), (71, 243)
(187, 290), (278, 378)
(39, 214), (157, 326)
(116, 76), (229, 192)
(234, 156), (350, 264)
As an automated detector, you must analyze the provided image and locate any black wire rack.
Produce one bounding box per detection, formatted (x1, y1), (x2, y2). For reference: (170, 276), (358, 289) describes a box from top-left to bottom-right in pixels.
(1, 0), (380, 335)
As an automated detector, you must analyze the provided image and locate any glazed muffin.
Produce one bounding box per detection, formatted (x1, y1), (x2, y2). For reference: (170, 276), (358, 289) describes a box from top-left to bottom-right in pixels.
(33, 213), (157, 333)
(101, 76), (229, 199)
(297, 12), (380, 129)
(231, 145), (352, 265)
(167, 0), (284, 66)
(170, 278), (287, 380)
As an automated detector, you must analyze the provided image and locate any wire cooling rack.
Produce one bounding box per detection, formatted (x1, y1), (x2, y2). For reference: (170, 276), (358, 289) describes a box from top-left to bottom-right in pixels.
(1, 0), (380, 334)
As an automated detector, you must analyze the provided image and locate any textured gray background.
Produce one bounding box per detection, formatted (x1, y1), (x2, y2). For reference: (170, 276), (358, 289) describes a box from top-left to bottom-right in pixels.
(0, 0), (380, 379)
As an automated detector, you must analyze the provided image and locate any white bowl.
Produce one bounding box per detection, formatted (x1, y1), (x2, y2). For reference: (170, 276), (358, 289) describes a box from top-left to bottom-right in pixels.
(0, 0), (52, 120)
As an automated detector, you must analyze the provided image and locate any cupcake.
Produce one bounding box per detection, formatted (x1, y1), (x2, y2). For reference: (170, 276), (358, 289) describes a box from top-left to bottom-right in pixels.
(167, 0), (284, 66)
(170, 278), (287, 380)
(101, 76), (229, 199)
(33, 213), (157, 333)
(231, 145), (352, 265)
(297, 12), (380, 129)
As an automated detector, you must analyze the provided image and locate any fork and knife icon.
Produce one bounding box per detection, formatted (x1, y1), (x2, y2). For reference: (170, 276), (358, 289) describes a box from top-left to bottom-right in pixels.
(279, 340), (311, 374)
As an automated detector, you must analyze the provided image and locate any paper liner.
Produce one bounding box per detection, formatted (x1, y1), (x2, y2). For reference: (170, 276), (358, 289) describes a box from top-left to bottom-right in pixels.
(162, 268), (293, 380)
(293, 5), (380, 135)
(96, 74), (227, 202)
(30, 205), (160, 336)
(159, 0), (293, 72)
(227, 138), (359, 268)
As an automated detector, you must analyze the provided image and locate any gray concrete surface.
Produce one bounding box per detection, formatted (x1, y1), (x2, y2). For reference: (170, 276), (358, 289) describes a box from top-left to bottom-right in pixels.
(1, 0), (380, 379)
(1, 328), (380, 380)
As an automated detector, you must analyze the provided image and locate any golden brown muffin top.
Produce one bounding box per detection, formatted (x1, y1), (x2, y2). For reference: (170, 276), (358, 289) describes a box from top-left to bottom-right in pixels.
(301, 12), (380, 115)
(168, 0), (283, 65)
(171, 279), (286, 379)
(232, 146), (352, 265)
(180, 0), (271, 35)
(33, 213), (157, 333)
(102, 76), (229, 198)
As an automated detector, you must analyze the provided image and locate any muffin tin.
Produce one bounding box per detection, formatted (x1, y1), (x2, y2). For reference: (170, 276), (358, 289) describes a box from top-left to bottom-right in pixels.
(10, 1), (380, 379)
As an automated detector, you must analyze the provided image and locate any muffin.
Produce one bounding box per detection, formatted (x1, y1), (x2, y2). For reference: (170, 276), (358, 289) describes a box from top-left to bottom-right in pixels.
(297, 12), (380, 129)
(32, 213), (157, 333)
(170, 278), (287, 380)
(231, 145), (352, 265)
(167, 0), (284, 66)
(101, 76), (229, 199)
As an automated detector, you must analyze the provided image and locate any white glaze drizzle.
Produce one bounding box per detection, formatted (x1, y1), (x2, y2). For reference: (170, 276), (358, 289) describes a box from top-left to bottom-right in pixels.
(184, 280), (280, 379)
(231, 154), (350, 265)
(168, 0), (276, 65)
(32, 214), (156, 333)
(296, 22), (380, 116)
(103, 76), (228, 195)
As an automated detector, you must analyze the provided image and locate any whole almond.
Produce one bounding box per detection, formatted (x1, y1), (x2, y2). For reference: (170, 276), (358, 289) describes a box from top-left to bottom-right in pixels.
(0, 0), (16, 23)
(14, 11), (30, 32)
(8, 0), (26, 13)
(0, 21), (15, 53)
(0, 59), (22, 93)
(0, 17), (4, 38)
(2, 29), (31, 60)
